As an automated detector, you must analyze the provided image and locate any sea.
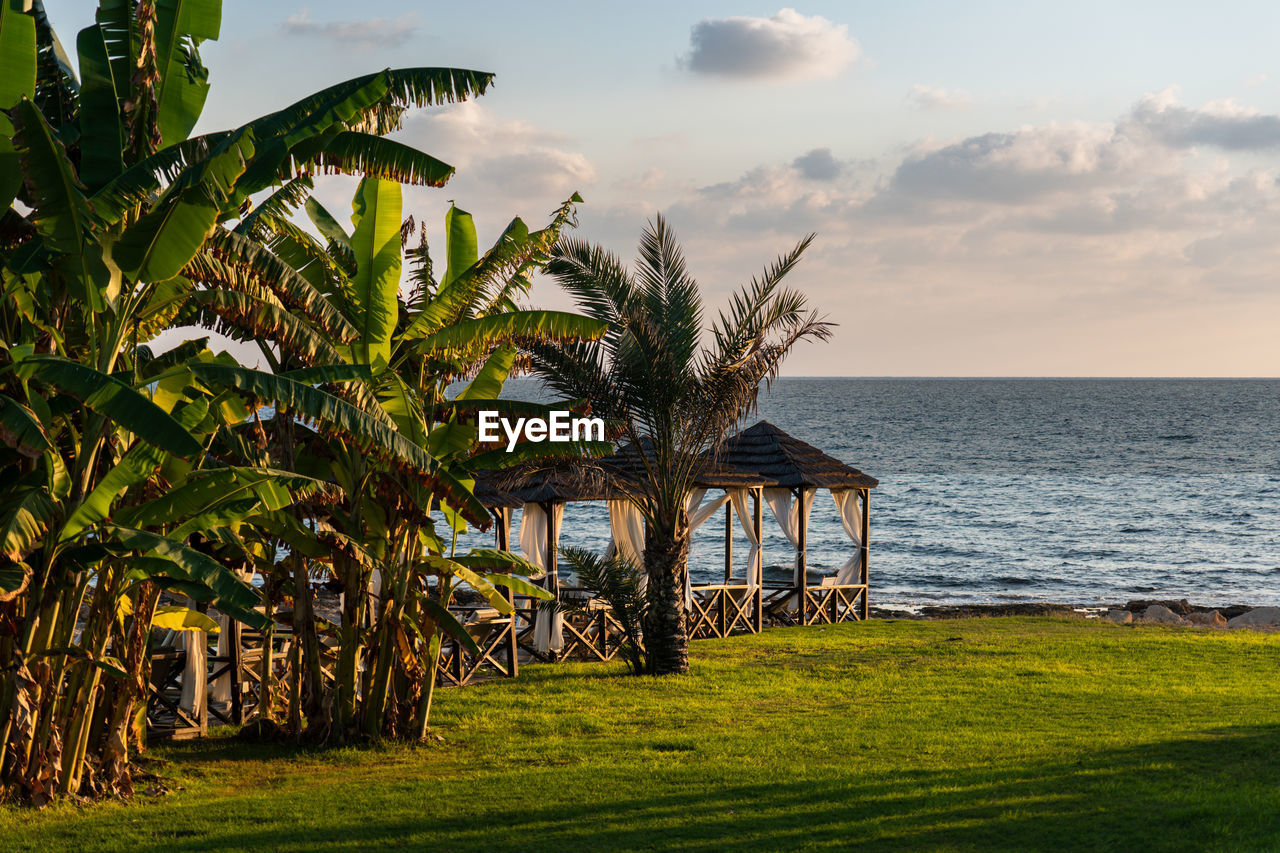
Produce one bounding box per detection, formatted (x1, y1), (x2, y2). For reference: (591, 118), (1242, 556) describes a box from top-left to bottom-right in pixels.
(459, 379), (1280, 609)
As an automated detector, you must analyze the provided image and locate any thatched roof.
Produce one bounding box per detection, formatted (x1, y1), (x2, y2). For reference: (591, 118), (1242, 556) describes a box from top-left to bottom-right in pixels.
(599, 438), (769, 491)
(707, 421), (878, 490)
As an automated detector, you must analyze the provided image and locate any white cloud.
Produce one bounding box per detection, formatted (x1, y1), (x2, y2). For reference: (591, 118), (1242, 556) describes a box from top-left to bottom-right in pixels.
(399, 102), (596, 201)
(281, 11), (419, 50)
(1125, 87), (1280, 150)
(906, 85), (973, 111)
(678, 8), (859, 80)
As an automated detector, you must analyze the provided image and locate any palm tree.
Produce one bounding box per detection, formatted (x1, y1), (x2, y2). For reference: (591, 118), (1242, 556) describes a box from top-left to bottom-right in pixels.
(530, 216), (833, 675)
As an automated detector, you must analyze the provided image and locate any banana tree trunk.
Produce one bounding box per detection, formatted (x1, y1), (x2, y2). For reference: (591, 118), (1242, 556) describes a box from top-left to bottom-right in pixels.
(100, 582), (160, 794)
(335, 551), (363, 737)
(277, 421), (325, 729)
(642, 520), (691, 676)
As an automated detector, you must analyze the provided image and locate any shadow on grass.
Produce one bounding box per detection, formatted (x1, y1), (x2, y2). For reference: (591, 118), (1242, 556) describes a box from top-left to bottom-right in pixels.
(133, 723), (1280, 852)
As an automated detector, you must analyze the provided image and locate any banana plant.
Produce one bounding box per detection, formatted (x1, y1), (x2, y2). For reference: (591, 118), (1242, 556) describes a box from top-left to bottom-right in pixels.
(0, 0), (505, 802)
(211, 176), (608, 741)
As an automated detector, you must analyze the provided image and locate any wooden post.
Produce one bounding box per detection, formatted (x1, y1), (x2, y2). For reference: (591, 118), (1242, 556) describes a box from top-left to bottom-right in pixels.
(495, 507), (517, 677)
(229, 617), (243, 725)
(752, 489), (763, 633)
(860, 489), (870, 621)
(796, 488), (808, 625)
(724, 500), (733, 583)
(544, 501), (559, 659)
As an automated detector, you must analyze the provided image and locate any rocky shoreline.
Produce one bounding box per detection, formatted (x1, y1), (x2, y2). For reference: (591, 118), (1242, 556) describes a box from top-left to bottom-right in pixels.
(870, 599), (1280, 628)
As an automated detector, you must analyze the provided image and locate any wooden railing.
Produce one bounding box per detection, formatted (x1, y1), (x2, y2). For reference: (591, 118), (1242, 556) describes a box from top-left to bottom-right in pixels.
(762, 582), (868, 627)
(687, 584), (762, 639)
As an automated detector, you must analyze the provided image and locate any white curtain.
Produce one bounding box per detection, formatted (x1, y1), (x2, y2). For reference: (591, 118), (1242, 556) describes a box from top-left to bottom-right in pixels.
(210, 570), (255, 706)
(683, 489), (730, 605)
(209, 613), (231, 705)
(832, 490), (865, 585)
(730, 489), (762, 594)
(520, 502), (565, 653)
(178, 628), (207, 715)
(608, 499), (646, 588)
(764, 488), (813, 608)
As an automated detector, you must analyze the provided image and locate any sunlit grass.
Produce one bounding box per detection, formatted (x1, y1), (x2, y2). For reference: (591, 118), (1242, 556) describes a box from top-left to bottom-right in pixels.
(5, 618), (1279, 851)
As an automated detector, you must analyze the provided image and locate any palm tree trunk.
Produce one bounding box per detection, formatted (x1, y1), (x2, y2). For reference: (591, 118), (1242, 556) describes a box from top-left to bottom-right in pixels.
(642, 524), (690, 676)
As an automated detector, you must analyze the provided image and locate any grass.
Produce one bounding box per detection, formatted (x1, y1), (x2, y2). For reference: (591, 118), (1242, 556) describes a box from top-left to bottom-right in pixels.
(4, 617), (1280, 851)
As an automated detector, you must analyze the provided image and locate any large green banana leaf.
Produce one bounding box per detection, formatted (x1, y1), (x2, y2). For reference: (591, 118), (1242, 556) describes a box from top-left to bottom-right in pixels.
(10, 99), (91, 248)
(114, 128), (255, 282)
(16, 355), (203, 459)
(74, 21), (125, 189)
(111, 527), (267, 629)
(0, 0), (36, 109)
(59, 441), (167, 542)
(0, 474), (56, 562)
(457, 349), (516, 401)
(0, 114), (19, 210)
(0, 393), (53, 458)
(120, 467), (325, 530)
(441, 203), (477, 289)
(153, 0), (221, 147)
(249, 68), (492, 145)
(347, 176), (402, 370)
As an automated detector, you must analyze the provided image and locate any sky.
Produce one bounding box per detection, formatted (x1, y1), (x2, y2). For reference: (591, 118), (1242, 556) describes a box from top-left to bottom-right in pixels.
(43, 1), (1280, 376)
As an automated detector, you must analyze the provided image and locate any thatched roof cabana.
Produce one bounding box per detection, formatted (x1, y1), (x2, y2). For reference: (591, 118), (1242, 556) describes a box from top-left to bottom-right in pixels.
(470, 420), (877, 655)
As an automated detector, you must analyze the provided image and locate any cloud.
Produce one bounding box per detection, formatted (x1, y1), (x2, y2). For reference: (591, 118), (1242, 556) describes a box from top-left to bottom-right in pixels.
(404, 102), (596, 192)
(391, 102), (596, 231)
(1126, 87), (1280, 150)
(906, 85), (973, 111)
(879, 123), (1160, 207)
(281, 11), (419, 50)
(792, 148), (843, 180)
(678, 8), (858, 80)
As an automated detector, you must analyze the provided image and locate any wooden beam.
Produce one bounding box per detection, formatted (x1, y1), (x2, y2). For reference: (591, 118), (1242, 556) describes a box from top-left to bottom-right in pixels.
(753, 489), (763, 633)
(229, 617), (243, 725)
(545, 501), (560, 659)
(495, 506), (510, 552)
(796, 487), (808, 625)
(724, 500), (733, 583)
(496, 507), (517, 677)
(860, 489), (871, 620)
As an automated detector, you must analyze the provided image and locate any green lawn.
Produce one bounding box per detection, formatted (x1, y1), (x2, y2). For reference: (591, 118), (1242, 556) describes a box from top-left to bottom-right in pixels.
(4, 618), (1280, 852)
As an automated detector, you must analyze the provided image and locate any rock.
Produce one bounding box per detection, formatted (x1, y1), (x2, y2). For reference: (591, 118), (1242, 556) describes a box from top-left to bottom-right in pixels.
(1125, 598), (1193, 616)
(1139, 604), (1188, 626)
(1226, 606), (1280, 630)
(1186, 610), (1227, 628)
(1102, 609), (1133, 624)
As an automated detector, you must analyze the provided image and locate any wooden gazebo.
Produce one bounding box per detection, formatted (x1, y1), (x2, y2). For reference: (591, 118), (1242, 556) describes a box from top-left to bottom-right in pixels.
(706, 421), (878, 627)
(465, 421), (877, 658)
